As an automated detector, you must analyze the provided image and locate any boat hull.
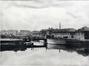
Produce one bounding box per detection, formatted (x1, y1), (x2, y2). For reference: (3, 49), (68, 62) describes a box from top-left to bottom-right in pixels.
(47, 38), (66, 45)
(64, 39), (89, 48)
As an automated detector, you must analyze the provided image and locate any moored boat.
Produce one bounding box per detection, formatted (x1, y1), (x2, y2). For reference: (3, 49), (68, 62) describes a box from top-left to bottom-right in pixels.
(47, 38), (66, 45)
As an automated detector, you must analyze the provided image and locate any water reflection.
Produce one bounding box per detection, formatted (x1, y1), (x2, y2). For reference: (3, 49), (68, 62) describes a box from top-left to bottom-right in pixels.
(1, 41), (89, 56)
(48, 43), (89, 56)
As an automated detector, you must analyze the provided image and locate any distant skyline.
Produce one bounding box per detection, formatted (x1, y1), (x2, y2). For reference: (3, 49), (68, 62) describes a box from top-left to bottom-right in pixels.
(0, 0), (89, 31)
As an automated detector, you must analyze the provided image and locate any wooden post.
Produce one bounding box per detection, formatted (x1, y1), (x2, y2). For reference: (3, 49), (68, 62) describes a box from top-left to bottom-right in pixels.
(44, 39), (47, 49)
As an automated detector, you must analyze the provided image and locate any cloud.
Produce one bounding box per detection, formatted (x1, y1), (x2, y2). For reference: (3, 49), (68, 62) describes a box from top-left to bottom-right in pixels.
(0, 0), (89, 30)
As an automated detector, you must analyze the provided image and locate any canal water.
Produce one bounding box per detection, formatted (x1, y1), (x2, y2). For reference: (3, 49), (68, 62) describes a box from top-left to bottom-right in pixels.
(0, 39), (89, 66)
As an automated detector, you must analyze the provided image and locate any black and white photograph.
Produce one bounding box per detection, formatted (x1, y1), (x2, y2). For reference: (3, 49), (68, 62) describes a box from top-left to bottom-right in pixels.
(0, 0), (89, 66)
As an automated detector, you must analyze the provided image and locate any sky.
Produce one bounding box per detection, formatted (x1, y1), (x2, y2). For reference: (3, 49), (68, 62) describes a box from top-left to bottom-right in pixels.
(0, 0), (89, 31)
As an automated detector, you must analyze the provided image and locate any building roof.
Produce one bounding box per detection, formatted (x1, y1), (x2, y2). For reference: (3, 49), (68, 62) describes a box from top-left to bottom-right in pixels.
(40, 28), (76, 33)
(78, 26), (89, 32)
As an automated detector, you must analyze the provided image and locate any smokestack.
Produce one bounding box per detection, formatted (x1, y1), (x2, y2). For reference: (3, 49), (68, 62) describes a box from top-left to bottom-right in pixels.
(59, 22), (61, 29)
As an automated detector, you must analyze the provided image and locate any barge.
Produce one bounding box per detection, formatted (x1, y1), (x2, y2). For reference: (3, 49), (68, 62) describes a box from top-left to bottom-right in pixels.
(0, 38), (33, 51)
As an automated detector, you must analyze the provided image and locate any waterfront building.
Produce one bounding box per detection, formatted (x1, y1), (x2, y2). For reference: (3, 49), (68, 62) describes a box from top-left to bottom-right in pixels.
(50, 28), (76, 39)
(32, 31), (44, 38)
(0, 30), (18, 35)
(73, 26), (89, 40)
(40, 26), (89, 40)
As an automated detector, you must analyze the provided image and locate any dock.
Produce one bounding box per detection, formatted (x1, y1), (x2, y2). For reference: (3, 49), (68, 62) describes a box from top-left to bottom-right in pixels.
(0, 38), (47, 51)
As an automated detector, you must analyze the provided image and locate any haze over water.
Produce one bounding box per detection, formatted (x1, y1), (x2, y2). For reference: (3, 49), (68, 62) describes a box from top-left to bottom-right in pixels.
(0, 41), (89, 66)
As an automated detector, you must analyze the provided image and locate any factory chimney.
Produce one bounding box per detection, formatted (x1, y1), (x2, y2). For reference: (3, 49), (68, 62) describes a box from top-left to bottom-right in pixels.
(59, 22), (61, 29)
